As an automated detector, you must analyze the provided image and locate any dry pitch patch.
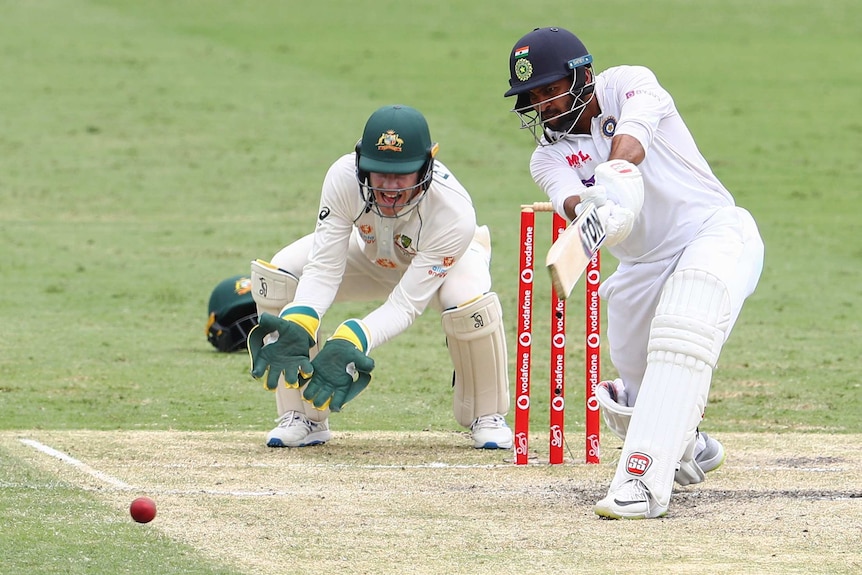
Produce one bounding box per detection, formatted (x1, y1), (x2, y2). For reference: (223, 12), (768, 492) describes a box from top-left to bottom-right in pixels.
(4, 430), (860, 575)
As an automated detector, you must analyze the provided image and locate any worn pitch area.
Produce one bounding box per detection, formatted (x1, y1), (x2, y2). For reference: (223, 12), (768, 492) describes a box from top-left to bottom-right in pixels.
(4, 431), (860, 575)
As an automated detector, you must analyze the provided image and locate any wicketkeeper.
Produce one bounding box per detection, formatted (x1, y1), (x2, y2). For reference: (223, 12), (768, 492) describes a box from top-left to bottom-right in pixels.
(246, 104), (512, 450)
(504, 27), (765, 518)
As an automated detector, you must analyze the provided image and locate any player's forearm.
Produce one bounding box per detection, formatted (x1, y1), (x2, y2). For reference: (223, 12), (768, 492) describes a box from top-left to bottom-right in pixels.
(609, 134), (646, 165)
(293, 271), (340, 318)
(556, 136), (645, 221)
(362, 296), (416, 351)
(562, 195), (580, 221)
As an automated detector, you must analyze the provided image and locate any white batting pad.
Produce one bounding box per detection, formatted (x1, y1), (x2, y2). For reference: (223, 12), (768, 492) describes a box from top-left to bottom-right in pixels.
(609, 270), (731, 508)
(441, 292), (509, 428)
(275, 383), (325, 422)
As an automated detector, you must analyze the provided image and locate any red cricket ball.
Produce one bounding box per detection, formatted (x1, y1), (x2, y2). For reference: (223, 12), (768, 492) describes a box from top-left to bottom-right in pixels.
(129, 496), (157, 523)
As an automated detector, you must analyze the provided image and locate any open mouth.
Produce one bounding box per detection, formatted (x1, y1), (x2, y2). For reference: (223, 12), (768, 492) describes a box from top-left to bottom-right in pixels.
(378, 191), (406, 208)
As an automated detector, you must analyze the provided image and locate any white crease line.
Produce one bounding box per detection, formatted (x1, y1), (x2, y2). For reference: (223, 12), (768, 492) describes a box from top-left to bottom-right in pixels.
(735, 466), (846, 473)
(159, 462), (506, 470)
(19, 438), (134, 490)
(160, 489), (311, 497)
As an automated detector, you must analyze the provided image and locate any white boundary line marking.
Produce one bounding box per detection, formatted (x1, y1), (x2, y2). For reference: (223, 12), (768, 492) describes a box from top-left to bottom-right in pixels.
(19, 438), (134, 490)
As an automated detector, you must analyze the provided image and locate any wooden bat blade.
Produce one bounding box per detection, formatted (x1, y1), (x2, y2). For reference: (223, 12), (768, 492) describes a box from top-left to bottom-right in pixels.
(545, 202), (606, 299)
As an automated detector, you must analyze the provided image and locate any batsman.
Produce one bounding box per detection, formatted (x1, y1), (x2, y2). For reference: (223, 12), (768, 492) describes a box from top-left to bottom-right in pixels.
(504, 28), (765, 518)
(246, 104), (512, 450)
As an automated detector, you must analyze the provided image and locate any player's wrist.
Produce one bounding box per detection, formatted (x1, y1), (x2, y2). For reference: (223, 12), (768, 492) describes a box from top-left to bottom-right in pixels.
(329, 319), (371, 353)
(278, 305), (320, 340)
(578, 184), (607, 208)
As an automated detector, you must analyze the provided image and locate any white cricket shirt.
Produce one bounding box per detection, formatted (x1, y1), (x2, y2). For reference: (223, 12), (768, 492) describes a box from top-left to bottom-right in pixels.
(293, 153), (477, 349)
(530, 65), (735, 263)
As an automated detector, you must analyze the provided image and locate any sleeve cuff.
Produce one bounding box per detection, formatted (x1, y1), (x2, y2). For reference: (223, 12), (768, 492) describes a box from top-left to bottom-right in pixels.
(279, 305), (320, 340)
(330, 319), (371, 353)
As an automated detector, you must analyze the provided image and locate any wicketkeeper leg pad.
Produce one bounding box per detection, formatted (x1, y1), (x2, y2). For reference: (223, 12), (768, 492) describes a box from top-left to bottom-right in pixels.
(250, 259), (328, 422)
(441, 292), (510, 428)
(250, 259), (298, 317)
(609, 269), (731, 508)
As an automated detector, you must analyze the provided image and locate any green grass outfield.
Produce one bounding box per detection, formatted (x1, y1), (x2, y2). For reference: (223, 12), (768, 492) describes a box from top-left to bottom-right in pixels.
(1, 1), (860, 573)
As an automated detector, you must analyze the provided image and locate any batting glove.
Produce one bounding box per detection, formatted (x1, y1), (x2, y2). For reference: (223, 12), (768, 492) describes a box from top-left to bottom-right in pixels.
(596, 200), (636, 247)
(578, 184), (607, 207)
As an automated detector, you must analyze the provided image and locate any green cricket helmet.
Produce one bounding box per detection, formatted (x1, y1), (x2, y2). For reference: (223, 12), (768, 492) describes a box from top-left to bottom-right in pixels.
(205, 275), (259, 353)
(355, 104), (439, 218)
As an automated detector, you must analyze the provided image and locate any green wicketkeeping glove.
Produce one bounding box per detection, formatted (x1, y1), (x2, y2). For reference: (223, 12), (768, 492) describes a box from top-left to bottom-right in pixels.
(303, 319), (375, 412)
(246, 306), (319, 390)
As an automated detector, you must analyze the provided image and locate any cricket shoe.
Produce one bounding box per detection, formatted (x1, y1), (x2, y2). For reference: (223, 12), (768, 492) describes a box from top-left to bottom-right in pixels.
(470, 414), (513, 449)
(266, 411), (331, 448)
(594, 479), (668, 520)
(675, 432), (726, 485)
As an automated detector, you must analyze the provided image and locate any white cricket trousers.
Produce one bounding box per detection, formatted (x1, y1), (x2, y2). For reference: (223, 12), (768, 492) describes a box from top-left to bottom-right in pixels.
(599, 206), (764, 404)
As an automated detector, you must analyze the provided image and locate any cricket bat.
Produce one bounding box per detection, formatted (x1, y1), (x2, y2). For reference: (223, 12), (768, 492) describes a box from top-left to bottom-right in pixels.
(546, 202), (606, 299)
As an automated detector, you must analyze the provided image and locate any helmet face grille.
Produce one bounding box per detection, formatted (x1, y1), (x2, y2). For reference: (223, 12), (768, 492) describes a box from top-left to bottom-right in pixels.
(357, 174), (432, 219)
(512, 70), (595, 146)
(208, 311), (259, 353)
(206, 275), (258, 352)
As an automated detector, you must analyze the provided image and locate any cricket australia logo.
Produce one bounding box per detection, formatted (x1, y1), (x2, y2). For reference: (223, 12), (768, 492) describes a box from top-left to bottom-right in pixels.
(234, 277), (252, 296)
(376, 130), (404, 152)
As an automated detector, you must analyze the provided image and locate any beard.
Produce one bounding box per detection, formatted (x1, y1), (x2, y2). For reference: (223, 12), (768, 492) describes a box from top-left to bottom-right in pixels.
(542, 108), (578, 134)
(542, 88), (595, 135)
